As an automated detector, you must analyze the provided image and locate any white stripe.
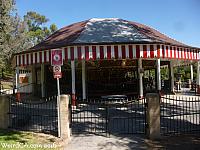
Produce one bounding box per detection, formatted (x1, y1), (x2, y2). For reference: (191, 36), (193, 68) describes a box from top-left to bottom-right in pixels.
(24, 54), (27, 65)
(28, 53), (31, 65)
(182, 48), (185, 59)
(160, 45), (162, 58)
(89, 45), (93, 59)
(125, 45), (129, 58)
(37, 52), (40, 63)
(111, 45), (115, 58)
(133, 45), (136, 58)
(96, 45), (100, 59)
(74, 46), (78, 59)
(16, 55), (19, 66)
(33, 53), (35, 64)
(81, 46), (85, 59)
(68, 47), (71, 59)
(42, 51), (44, 63)
(20, 54), (23, 65)
(118, 45), (122, 58)
(104, 45), (107, 58)
(46, 50), (49, 62)
(191, 49), (194, 60)
(198, 51), (200, 60)
(175, 47), (178, 58)
(164, 45), (167, 58)
(179, 48), (181, 59)
(168, 46), (170, 58)
(172, 47), (174, 58)
(140, 45), (143, 58)
(154, 44), (157, 57)
(147, 45), (150, 57)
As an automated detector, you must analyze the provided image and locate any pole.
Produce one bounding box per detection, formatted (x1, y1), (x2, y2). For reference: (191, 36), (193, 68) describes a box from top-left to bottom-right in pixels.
(82, 60), (86, 100)
(57, 78), (61, 137)
(138, 58), (143, 98)
(157, 59), (161, 92)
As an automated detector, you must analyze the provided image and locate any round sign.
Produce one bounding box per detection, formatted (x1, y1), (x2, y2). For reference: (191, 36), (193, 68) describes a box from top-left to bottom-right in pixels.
(53, 65), (61, 72)
(53, 54), (61, 62)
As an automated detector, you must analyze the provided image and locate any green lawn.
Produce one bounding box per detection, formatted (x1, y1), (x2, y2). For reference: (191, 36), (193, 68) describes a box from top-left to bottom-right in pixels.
(0, 129), (62, 150)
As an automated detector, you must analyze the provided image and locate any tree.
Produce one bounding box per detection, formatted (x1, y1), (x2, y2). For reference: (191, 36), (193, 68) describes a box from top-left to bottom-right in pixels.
(24, 11), (57, 45)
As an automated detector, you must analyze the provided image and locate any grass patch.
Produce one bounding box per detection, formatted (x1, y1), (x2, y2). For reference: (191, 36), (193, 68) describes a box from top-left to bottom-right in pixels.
(0, 129), (62, 150)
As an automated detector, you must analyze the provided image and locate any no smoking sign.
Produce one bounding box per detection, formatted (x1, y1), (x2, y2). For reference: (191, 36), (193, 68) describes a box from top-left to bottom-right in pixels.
(53, 65), (61, 73)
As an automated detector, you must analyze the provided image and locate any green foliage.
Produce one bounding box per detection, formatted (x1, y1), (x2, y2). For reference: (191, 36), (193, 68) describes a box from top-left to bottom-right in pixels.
(24, 11), (58, 45)
(0, 1), (58, 78)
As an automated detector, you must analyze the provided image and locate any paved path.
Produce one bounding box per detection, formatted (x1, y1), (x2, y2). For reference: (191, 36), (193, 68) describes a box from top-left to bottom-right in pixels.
(66, 134), (200, 150)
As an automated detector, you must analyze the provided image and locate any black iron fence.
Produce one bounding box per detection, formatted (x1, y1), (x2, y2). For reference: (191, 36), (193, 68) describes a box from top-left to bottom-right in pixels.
(161, 94), (200, 135)
(8, 95), (58, 136)
(71, 96), (147, 136)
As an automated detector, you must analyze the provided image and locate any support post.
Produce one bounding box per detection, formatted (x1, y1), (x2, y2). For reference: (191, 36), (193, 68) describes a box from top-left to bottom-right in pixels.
(59, 95), (71, 140)
(0, 95), (9, 129)
(71, 61), (76, 106)
(82, 60), (86, 100)
(170, 61), (175, 93)
(197, 61), (200, 93)
(31, 66), (36, 95)
(146, 93), (160, 140)
(190, 64), (193, 89)
(138, 58), (143, 98)
(156, 59), (161, 92)
(41, 64), (45, 98)
(15, 67), (19, 92)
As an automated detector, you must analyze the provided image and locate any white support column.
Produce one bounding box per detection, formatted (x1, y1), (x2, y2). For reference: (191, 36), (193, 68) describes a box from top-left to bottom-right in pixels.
(41, 64), (45, 98)
(157, 59), (161, 91)
(190, 64), (193, 82)
(170, 61), (175, 92)
(71, 60), (76, 105)
(138, 58), (143, 98)
(82, 60), (86, 100)
(197, 61), (200, 93)
(15, 67), (20, 92)
(31, 65), (36, 95)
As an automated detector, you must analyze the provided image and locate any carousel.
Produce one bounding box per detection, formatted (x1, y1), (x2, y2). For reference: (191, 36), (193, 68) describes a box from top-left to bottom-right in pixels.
(13, 18), (200, 102)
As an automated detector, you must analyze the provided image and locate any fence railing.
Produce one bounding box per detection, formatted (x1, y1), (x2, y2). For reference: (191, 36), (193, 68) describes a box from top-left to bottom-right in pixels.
(161, 94), (200, 135)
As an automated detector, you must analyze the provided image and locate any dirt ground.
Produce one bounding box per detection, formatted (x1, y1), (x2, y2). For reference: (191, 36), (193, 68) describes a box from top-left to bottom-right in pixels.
(66, 134), (200, 150)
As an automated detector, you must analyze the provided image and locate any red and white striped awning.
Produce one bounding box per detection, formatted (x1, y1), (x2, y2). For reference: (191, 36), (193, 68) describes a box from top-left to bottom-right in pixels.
(15, 44), (200, 66)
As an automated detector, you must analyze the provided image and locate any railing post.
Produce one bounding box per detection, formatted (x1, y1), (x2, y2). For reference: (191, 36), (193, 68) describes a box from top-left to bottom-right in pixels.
(146, 93), (161, 140)
(59, 94), (71, 141)
(0, 95), (9, 129)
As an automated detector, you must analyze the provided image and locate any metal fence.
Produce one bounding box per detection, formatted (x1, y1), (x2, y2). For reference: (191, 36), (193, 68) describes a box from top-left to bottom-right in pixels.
(71, 96), (147, 136)
(161, 94), (200, 135)
(8, 95), (58, 136)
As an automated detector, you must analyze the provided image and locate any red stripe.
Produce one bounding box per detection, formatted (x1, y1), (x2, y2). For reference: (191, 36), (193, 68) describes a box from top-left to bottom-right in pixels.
(92, 46), (96, 60)
(114, 45), (118, 59)
(77, 47), (81, 60)
(35, 53), (37, 63)
(170, 46), (172, 58)
(44, 51), (46, 63)
(65, 48), (68, 61)
(180, 48), (183, 59)
(39, 52), (42, 63)
(107, 46), (111, 59)
(30, 53), (33, 64)
(121, 45), (126, 59)
(85, 46), (89, 60)
(157, 45), (160, 58)
(26, 54), (29, 65)
(184, 48), (187, 59)
(177, 48), (180, 59)
(162, 45), (165, 58)
(129, 45), (133, 59)
(100, 46), (104, 59)
(136, 45), (140, 58)
(174, 47), (176, 59)
(143, 45), (147, 58)
(70, 47), (74, 61)
(150, 45), (154, 58)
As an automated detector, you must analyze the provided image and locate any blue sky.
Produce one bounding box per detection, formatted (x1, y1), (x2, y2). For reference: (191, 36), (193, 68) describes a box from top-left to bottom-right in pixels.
(16, 0), (200, 47)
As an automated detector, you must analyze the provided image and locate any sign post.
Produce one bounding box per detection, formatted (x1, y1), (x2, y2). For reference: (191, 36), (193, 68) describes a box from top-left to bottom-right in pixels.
(51, 49), (63, 138)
